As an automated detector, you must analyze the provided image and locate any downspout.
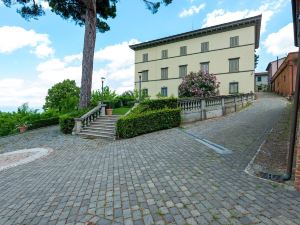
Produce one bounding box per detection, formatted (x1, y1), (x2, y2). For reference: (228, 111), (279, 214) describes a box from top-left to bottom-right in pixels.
(283, 14), (300, 181)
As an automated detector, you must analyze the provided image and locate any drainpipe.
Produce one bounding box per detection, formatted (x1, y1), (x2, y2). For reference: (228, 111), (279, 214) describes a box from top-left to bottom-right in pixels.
(283, 14), (300, 181)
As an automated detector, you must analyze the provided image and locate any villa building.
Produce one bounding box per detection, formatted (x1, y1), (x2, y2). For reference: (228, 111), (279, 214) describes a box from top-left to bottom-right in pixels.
(130, 15), (262, 98)
(255, 72), (269, 92)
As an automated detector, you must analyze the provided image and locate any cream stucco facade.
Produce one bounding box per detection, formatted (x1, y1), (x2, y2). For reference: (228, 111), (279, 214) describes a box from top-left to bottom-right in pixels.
(130, 15), (261, 98)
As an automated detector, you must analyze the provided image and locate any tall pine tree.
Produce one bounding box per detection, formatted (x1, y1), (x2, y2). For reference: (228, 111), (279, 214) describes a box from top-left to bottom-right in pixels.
(2, 0), (172, 108)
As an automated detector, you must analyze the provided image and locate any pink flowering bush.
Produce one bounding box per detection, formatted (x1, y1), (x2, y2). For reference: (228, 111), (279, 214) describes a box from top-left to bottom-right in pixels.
(178, 71), (220, 98)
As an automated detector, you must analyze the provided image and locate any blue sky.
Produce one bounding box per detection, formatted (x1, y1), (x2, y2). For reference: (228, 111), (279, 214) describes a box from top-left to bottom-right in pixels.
(0, 0), (296, 112)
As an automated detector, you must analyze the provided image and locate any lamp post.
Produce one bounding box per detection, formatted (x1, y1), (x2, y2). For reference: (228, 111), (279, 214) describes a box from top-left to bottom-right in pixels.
(138, 71), (142, 102)
(101, 77), (105, 103)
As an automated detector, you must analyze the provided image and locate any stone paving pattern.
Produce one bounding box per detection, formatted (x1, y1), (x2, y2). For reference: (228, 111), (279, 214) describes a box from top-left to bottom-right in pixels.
(0, 93), (300, 225)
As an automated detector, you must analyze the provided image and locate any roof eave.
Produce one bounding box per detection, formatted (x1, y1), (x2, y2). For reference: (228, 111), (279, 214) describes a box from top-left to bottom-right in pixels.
(130, 15), (262, 50)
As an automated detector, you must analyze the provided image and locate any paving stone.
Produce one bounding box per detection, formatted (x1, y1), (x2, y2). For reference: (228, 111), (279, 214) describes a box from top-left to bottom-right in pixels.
(0, 94), (299, 225)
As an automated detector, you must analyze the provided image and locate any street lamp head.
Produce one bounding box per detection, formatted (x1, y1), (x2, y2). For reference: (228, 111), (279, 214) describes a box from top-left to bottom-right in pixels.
(101, 77), (105, 81)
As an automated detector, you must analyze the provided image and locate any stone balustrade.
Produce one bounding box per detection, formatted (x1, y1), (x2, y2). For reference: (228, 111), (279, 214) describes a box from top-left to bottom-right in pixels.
(72, 103), (106, 134)
(178, 93), (254, 123)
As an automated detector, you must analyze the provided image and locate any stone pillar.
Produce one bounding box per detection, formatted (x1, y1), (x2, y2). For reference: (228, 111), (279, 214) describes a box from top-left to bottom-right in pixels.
(234, 96), (237, 112)
(73, 118), (82, 135)
(100, 104), (106, 116)
(221, 97), (225, 116)
(201, 99), (206, 120)
(295, 142), (300, 191)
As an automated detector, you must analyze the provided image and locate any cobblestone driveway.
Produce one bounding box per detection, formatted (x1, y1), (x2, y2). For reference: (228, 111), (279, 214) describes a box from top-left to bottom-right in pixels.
(0, 93), (300, 225)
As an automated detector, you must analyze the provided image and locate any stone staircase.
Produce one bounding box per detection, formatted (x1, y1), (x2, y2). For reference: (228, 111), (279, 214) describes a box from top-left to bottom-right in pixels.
(78, 115), (119, 140)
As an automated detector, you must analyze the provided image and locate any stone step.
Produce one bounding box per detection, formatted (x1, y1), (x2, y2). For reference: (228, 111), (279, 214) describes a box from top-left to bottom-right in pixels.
(79, 132), (115, 140)
(81, 129), (115, 136)
(84, 127), (115, 132)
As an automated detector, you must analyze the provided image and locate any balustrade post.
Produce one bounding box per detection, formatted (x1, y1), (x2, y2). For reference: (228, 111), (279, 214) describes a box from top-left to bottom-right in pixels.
(100, 104), (106, 116)
(234, 96), (237, 112)
(73, 118), (82, 134)
(201, 99), (206, 120)
(221, 97), (225, 116)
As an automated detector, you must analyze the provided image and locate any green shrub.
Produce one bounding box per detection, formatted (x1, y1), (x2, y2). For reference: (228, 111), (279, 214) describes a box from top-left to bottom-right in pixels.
(59, 110), (89, 134)
(116, 108), (181, 138)
(139, 98), (178, 111)
(28, 117), (59, 130)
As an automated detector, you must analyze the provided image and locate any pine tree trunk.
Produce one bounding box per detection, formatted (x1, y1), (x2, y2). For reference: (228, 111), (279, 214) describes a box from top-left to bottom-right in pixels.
(79, 0), (97, 108)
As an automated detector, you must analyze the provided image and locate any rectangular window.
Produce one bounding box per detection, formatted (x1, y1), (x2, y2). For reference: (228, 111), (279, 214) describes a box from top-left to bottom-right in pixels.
(200, 62), (209, 73)
(161, 50), (168, 59)
(161, 67), (168, 80)
(180, 46), (187, 56)
(142, 88), (148, 96)
(201, 42), (209, 52)
(142, 53), (148, 62)
(229, 82), (239, 94)
(141, 70), (148, 81)
(229, 58), (239, 72)
(230, 36), (239, 47)
(257, 77), (262, 82)
(161, 87), (168, 97)
(179, 65), (187, 77)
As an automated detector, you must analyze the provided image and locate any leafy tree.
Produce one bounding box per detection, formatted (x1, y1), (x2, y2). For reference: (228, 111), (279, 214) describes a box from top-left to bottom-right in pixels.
(2, 0), (173, 108)
(255, 53), (259, 69)
(178, 71), (220, 98)
(90, 86), (117, 107)
(43, 79), (80, 112)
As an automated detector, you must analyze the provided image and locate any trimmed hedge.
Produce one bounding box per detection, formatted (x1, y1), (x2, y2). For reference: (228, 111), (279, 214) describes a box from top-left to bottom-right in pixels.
(28, 117), (59, 130)
(116, 108), (181, 138)
(59, 110), (89, 134)
(139, 98), (178, 111)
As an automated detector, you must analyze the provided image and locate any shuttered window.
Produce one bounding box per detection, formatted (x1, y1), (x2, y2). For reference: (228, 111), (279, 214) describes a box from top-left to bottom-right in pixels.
(180, 46), (187, 56)
(200, 62), (209, 73)
(142, 53), (148, 62)
(161, 87), (168, 97)
(142, 70), (148, 81)
(230, 36), (239, 47)
(179, 65), (187, 77)
(229, 82), (239, 94)
(229, 58), (239, 72)
(201, 42), (209, 52)
(161, 50), (168, 59)
(161, 67), (168, 80)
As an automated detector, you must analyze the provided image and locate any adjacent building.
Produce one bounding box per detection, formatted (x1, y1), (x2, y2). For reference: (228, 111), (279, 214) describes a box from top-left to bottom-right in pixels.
(271, 52), (298, 97)
(255, 72), (269, 91)
(266, 57), (286, 87)
(130, 15), (262, 98)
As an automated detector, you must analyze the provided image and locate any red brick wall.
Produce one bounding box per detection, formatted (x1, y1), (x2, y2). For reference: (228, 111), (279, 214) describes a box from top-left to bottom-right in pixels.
(295, 143), (300, 191)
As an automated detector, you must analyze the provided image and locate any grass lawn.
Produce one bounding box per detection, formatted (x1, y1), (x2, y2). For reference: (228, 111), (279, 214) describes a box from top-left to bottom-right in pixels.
(113, 107), (132, 115)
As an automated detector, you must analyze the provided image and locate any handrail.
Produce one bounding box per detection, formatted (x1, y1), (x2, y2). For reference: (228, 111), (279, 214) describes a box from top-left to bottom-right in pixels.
(73, 102), (106, 134)
(178, 93), (254, 112)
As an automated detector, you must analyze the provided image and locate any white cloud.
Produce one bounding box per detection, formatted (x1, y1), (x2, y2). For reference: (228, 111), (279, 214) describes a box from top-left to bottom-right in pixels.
(0, 39), (139, 109)
(179, 3), (206, 18)
(202, 0), (286, 33)
(263, 23), (298, 56)
(0, 26), (54, 58)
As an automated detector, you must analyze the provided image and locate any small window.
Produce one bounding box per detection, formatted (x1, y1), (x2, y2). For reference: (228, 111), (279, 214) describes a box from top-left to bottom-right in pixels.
(142, 88), (148, 96)
(142, 53), (148, 62)
(200, 62), (209, 73)
(161, 67), (168, 80)
(161, 87), (168, 97)
(161, 50), (168, 59)
(179, 65), (187, 77)
(257, 77), (262, 82)
(141, 70), (148, 81)
(201, 42), (209, 52)
(180, 46), (187, 56)
(229, 82), (239, 94)
(229, 58), (239, 72)
(230, 36), (239, 47)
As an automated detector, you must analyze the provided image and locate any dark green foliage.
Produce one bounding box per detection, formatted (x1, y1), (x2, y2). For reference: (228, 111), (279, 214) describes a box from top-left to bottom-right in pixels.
(59, 109), (89, 134)
(2, 0), (172, 31)
(43, 79), (80, 112)
(0, 103), (60, 137)
(139, 98), (178, 111)
(255, 53), (259, 69)
(28, 117), (59, 130)
(116, 108), (181, 138)
(90, 86), (117, 108)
